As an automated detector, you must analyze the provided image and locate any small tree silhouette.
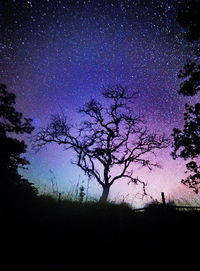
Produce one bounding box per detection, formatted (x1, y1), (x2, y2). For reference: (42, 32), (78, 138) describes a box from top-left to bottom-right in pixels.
(34, 85), (169, 202)
(0, 84), (37, 202)
(79, 185), (85, 202)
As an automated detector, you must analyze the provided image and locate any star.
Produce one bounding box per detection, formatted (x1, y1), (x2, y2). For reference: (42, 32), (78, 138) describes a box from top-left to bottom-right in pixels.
(1, 0), (198, 205)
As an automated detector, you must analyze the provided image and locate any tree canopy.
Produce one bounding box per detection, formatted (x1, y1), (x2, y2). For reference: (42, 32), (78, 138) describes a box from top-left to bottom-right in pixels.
(0, 84), (37, 203)
(172, 0), (200, 193)
(172, 103), (200, 193)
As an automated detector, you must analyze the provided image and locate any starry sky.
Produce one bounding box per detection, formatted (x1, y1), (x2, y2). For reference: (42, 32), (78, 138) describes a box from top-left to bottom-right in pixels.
(1, 0), (199, 206)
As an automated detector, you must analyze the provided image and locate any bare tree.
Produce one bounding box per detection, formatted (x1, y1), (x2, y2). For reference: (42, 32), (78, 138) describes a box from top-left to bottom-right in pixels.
(34, 85), (169, 202)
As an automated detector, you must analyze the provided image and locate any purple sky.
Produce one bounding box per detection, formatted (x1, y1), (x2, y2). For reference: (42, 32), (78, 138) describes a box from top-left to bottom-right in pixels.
(1, 0), (199, 206)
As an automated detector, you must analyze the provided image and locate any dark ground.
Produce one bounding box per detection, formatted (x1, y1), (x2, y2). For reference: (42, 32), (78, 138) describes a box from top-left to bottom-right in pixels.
(1, 197), (200, 270)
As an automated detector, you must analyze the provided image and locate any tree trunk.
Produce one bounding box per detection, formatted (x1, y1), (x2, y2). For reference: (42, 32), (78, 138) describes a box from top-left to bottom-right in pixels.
(99, 185), (110, 203)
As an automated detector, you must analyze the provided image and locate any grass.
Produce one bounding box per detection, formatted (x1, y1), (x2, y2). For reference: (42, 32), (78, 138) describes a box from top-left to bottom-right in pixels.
(2, 190), (200, 270)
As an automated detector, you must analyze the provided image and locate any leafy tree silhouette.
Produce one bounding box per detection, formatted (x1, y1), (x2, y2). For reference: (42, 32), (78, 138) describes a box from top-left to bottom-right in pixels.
(172, 0), (200, 193)
(176, 0), (200, 97)
(34, 85), (169, 202)
(0, 84), (37, 204)
(177, 0), (200, 43)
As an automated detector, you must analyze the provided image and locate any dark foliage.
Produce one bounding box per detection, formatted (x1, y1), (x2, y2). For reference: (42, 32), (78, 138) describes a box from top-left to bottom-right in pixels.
(173, 1), (200, 192)
(172, 103), (200, 160)
(0, 84), (37, 205)
(182, 161), (200, 193)
(176, 0), (200, 96)
(178, 60), (200, 96)
(0, 84), (33, 134)
(177, 0), (200, 43)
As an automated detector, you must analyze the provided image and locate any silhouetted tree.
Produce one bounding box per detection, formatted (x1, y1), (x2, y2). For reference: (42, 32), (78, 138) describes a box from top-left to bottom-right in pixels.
(0, 84), (37, 203)
(176, 0), (200, 97)
(172, 103), (200, 192)
(177, 0), (200, 43)
(172, 0), (200, 192)
(34, 85), (169, 202)
(178, 60), (200, 96)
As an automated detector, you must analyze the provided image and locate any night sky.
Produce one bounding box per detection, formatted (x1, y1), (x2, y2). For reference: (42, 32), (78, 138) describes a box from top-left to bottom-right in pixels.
(1, 0), (199, 205)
